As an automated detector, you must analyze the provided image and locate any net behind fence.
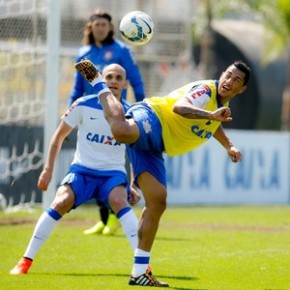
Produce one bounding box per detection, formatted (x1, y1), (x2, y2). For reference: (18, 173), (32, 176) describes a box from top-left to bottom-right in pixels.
(0, 0), (196, 209)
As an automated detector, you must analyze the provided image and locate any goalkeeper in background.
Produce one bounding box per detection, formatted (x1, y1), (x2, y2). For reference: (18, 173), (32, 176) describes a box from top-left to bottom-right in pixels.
(10, 64), (140, 275)
(75, 59), (251, 287)
(69, 8), (145, 237)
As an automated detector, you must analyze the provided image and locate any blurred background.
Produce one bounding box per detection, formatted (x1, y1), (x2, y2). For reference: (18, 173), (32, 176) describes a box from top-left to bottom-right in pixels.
(0, 0), (289, 208)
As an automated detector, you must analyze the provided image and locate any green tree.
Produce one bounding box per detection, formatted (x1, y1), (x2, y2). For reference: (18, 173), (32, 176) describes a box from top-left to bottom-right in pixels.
(253, 0), (290, 130)
(195, 0), (290, 129)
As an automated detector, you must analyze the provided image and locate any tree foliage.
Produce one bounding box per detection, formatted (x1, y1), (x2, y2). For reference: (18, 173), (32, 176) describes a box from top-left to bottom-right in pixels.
(199, 0), (290, 63)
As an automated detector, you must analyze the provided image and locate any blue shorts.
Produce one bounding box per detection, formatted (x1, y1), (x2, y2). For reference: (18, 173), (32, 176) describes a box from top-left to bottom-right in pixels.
(60, 164), (129, 209)
(125, 103), (166, 187)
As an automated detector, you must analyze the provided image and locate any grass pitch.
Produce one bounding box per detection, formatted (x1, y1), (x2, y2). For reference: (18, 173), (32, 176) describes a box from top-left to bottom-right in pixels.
(1, 205), (290, 289)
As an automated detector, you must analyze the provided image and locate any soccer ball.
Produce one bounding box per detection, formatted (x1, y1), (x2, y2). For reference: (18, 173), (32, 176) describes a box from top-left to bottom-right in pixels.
(119, 11), (154, 46)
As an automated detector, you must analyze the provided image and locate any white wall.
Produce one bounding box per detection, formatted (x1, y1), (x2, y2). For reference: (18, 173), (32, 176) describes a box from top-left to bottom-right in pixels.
(58, 130), (290, 205)
(165, 130), (290, 204)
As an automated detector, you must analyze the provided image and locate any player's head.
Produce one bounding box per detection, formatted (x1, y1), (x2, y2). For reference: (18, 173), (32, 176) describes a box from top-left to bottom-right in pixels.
(102, 64), (127, 100)
(232, 60), (251, 85)
(218, 60), (251, 102)
(82, 9), (114, 45)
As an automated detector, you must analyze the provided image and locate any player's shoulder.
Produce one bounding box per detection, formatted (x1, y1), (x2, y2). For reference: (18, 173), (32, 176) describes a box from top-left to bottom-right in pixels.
(74, 94), (103, 110)
(77, 45), (93, 59)
(187, 80), (218, 99)
(188, 79), (217, 92)
(114, 38), (131, 50)
(168, 82), (197, 97)
(188, 79), (215, 89)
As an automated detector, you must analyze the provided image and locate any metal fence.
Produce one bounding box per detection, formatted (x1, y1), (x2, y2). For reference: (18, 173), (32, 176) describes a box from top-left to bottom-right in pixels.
(0, 0), (195, 206)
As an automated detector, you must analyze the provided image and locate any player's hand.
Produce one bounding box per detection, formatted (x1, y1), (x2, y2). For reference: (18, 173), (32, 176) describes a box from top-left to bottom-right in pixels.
(128, 186), (141, 206)
(212, 107), (232, 122)
(37, 168), (52, 191)
(227, 146), (242, 163)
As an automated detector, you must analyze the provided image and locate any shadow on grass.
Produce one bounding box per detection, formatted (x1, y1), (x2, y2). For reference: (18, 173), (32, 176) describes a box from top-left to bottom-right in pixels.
(55, 273), (196, 280)
(171, 288), (208, 290)
(101, 234), (191, 242)
(34, 272), (206, 290)
(155, 236), (191, 242)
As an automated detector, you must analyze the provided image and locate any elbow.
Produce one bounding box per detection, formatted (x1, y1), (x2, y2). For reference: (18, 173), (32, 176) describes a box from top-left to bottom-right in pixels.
(111, 122), (133, 144)
(172, 104), (182, 115)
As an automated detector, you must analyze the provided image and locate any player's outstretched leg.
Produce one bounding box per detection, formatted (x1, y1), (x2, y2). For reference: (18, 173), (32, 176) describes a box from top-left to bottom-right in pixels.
(129, 269), (169, 287)
(75, 59), (132, 147)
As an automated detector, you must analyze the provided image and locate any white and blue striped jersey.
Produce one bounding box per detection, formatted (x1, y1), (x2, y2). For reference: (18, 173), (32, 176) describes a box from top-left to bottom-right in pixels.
(62, 94), (130, 172)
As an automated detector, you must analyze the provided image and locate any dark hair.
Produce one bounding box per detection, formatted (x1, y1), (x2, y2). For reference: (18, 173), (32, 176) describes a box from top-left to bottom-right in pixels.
(82, 9), (115, 45)
(233, 60), (251, 85)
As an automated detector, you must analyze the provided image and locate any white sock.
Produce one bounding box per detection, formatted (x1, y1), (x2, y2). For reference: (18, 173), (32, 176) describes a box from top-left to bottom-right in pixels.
(90, 74), (104, 86)
(23, 211), (59, 259)
(131, 248), (150, 277)
(89, 77), (111, 96)
(118, 209), (138, 250)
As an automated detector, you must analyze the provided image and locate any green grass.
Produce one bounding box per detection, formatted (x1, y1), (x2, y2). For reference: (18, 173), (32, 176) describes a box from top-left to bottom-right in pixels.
(1, 205), (290, 289)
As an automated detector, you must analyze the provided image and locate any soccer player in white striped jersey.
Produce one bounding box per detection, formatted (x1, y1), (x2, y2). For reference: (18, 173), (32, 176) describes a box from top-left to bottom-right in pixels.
(10, 64), (141, 275)
(74, 59), (251, 287)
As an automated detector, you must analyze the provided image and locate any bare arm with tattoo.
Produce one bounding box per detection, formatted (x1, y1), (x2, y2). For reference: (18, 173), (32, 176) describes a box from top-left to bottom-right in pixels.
(173, 97), (232, 122)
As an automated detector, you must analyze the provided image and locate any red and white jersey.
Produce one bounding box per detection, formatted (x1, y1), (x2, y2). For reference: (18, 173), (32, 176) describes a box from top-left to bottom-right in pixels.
(62, 95), (130, 172)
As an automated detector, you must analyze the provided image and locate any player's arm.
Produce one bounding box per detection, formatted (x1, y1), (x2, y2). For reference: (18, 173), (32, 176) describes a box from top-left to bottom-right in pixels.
(173, 97), (232, 122)
(213, 126), (242, 163)
(129, 184), (141, 206)
(38, 121), (73, 191)
(127, 159), (141, 206)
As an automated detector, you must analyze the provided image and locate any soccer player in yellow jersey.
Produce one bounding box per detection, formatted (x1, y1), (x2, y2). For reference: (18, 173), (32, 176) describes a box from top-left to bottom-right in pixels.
(75, 59), (251, 287)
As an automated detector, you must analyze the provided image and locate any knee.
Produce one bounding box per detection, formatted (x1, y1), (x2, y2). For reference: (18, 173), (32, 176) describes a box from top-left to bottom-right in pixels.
(50, 199), (69, 215)
(111, 121), (135, 144)
(109, 192), (127, 213)
(51, 188), (74, 214)
(111, 128), (125, 143)
(147, 195), (167, 215)
(111, 125), (127, 143)
(156, 199), (167, 214)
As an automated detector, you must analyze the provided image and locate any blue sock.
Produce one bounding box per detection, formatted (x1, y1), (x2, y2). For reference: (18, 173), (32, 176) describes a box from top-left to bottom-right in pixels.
(46, 207), (62, 221)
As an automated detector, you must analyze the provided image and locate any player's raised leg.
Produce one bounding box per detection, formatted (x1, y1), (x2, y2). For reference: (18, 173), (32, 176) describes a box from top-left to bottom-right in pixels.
(74, 59), (139, 144)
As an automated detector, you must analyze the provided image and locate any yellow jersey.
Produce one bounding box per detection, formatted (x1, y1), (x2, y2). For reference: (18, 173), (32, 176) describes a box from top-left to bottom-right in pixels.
(145, 80), (228, 156)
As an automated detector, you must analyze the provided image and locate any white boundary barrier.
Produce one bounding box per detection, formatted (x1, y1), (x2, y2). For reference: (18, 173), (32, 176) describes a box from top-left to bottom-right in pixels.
(165, 130), (290, 204)
(57, 130), (290, 205)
